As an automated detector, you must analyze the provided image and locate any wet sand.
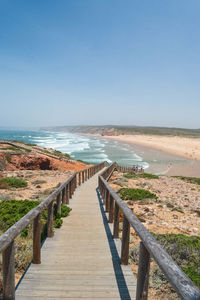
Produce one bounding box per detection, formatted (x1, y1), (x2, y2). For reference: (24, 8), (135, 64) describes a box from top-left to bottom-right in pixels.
(83, 133), (200, 177)
(123, 142), (200, 177)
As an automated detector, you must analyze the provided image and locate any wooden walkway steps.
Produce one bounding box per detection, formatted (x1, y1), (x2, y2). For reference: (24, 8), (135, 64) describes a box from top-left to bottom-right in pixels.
(16, 170), (136, 300)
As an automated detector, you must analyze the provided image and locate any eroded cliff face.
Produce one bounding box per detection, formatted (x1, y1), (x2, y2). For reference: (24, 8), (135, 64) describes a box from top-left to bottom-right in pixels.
(0, 142), (87, 172)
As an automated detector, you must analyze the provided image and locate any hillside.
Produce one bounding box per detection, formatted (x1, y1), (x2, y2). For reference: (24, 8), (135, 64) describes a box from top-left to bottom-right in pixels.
(41, 125), (200, 137)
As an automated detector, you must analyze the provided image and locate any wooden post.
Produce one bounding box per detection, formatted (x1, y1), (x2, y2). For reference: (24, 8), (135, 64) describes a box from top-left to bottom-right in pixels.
(109, 195), (114, 223)
(79, 172), (81, 185)
(136, 242), (150, 300)
(73, 178), (75, 194)
(33, 213), (41, 264)
(66, 184), (69, 204)
(62, 188), (66, 204)
(3, 241), (15, 300)
(57, 192), (62, 214)
(113, 202), (120, 238)
(82, 171), (84, 183)
(71, 180), (73, 195)
(105, 190), (110, 213)
(47, 201), (54, 237)
(102, 186), (105, 203)
(75, 175), (77, 188)
(121, 217), (130, 265)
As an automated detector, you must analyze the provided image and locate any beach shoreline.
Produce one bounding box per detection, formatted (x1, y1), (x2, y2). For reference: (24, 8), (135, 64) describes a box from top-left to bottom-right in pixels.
(82, 133), (200, 177)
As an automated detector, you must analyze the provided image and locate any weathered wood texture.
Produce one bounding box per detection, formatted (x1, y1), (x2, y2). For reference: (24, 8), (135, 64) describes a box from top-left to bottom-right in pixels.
(99, 164), (200, 300)
(2, 241), (15, 300)
(0, 162), (104, 299)
(16, 171), (136, 299)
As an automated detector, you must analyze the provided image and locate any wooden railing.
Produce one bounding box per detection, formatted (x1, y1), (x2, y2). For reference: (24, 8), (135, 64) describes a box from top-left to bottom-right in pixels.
(117, 164), (144, 174)
(0, 162), (105, 300)
(98, 163), (200, 300)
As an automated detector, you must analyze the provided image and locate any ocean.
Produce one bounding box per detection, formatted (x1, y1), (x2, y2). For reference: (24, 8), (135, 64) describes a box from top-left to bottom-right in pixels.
(0, 129), (149, 169)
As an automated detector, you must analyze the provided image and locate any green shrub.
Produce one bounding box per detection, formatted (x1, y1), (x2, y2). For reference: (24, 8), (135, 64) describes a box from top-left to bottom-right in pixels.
(118, 188), (157, 201)
(152, 233), (200, 288)
(0, 200), (39, 231)
(0, 200), (71, 233)
(124, 173), (137, 179)
(61, 205), (71, 217)
(124, 172), (159, 179)
(140, 173), (159, 179)
(53, 218), (63, 228)
(0, 177), (28, 189)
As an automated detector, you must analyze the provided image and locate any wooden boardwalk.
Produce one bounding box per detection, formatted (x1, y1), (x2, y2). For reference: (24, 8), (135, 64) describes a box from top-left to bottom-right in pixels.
(16, 170), (136, 300)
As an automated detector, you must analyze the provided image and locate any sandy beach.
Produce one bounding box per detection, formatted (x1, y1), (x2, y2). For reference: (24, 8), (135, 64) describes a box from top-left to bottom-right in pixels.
(104, 134), (200, 161)
(106, 135), (200, 176)
(84, 133), (200, 177)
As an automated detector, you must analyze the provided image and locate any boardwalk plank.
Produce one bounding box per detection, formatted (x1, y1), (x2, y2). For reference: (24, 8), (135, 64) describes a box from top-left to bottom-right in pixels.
(16, 171), (136, 299)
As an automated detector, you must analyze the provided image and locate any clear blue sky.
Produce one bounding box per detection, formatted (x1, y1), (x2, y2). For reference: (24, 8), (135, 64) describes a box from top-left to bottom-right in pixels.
(0, 0), (200, 128)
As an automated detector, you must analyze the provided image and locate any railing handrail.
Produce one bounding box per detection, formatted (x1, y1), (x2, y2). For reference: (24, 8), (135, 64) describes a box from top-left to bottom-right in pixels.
(98, 163), (200, 300)
(0, 173), (77, 253)
(0, 161), (105, 300)
(0, 162), (105, 253)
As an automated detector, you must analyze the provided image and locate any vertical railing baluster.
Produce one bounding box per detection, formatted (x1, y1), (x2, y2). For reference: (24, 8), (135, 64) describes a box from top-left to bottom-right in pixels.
(105, 190), (110, 213)
(33, 213), (41, 264)
(72, 178), (75, 194)
(66, 184), (69, 204)
(79, 172), (81, 185)
(57, 192), (62, 214)
(108, 195), (114, 223)
(69, 181), (72, 198)
(47, 201), (54, 237)
(3, 241), (15, 300)
(103, 188), (106, 205)
(121, 216), (130, 265)
(62, 188), (66, 204)
(113, 202), (120, 238)
(136, 242), (150, 300)
(82, 171), (84, 183)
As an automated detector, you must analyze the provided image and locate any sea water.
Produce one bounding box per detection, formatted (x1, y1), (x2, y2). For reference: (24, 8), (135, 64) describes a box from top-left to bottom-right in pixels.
(0, 129), (149, 169)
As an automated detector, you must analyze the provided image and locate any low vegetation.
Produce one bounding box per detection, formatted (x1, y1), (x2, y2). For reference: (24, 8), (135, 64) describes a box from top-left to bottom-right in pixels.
(65, 125), (200, 137)
(124, 172), (159, 179)
(0, 199), (71, 281)
(0, 199), (71, 233)
(129, 233), (200, 296)
(5, 153), (11, 163)
(0, 146), (20, 151)
(153, 233), (200, 288)
(44, 149), (71, 160)
(0, 200), (38, 232)
(0, 177), (28, 189)
(118, 188), (157, 201)
(53, 150), (71, 159)
(174, 175), (200, 185)
(77, 159), (91, 165)
(25, 143), (36, 146)
(13, 141), (36, 147)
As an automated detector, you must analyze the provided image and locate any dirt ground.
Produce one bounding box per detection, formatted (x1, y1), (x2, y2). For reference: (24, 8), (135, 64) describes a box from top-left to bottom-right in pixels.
(109, 171), (200, 299)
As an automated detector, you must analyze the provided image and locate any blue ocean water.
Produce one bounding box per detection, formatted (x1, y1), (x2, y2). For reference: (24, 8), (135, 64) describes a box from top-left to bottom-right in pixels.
(0, 129), (149, 168)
